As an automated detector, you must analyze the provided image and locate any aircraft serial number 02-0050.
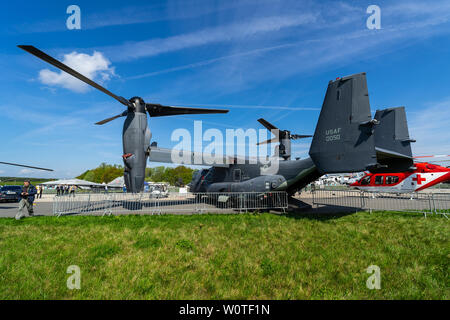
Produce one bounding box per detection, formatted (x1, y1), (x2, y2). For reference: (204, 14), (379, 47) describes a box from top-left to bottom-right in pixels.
(325, 127), (341, 142)
(179, 303), (270, 317)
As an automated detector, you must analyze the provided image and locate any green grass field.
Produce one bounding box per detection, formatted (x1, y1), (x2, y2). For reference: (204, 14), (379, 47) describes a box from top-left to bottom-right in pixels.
(0, 211), (448, 299)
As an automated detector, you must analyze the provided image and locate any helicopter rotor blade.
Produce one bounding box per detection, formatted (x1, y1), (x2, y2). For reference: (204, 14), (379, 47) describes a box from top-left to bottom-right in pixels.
(413, 155), (450, 159)
(0, 161), (53, 172)
(146, 104), (228, 117)
(257, 118), (280, 144)
(17, 45), (130, 108)
(256, 138), (279, 145)
(426, 160), (450, 163)
(257, 118), (312, 145)
(290, 134), (313, 140)
(257, 118), (279, 131)
(95, 111), (128, 125)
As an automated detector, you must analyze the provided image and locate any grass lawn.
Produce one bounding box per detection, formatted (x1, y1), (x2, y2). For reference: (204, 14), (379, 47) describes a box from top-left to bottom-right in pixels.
(0, 211), (448, 299)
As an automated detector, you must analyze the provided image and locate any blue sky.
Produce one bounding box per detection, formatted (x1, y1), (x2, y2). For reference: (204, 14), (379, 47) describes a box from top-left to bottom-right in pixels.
(1, 0), (450, 178)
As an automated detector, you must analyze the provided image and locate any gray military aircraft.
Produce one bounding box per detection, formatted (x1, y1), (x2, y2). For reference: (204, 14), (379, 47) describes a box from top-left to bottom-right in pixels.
(18, 45), (228, 193)
(149, 73), (415, 195)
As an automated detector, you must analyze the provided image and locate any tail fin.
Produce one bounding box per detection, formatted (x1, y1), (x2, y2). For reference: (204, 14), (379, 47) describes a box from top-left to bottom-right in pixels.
(372, 107), (414, 172)
(309, 73), (378, 174)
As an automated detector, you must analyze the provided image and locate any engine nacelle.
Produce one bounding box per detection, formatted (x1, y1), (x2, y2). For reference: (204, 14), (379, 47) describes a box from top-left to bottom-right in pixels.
(122, 111), (148, 193)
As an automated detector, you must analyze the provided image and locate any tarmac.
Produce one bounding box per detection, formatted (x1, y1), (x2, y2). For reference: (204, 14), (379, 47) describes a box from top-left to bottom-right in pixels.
(0, 195), (54, 218)
(0, 193), (297, 218)
(0, 193), (360, 219)
(1, 189), (448, 219)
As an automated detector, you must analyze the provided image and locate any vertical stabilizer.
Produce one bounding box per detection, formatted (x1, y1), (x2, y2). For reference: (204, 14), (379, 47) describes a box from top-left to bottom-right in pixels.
(309, 73), (377, 173)
(373, 107), (414, 172)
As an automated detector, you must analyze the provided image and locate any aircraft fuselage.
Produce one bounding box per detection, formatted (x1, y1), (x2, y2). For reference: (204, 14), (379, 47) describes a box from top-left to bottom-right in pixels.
(190, 158), (321, 195)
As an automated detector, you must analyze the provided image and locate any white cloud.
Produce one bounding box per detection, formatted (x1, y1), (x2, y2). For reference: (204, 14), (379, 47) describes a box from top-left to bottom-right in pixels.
(39, 51), (115, 92)
(104, 13), (317, 61)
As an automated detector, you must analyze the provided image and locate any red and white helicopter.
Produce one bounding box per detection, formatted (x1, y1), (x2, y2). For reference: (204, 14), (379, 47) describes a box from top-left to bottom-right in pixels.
(350, 155), (450, 193)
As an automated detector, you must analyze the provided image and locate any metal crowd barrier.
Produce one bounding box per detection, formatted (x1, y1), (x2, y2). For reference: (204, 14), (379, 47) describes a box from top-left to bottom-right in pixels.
(52, 192), (288, 216)
(310, 189), (449, 218)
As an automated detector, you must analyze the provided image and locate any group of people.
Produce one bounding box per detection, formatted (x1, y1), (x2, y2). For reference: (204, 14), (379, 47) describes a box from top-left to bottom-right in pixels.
(56, 185), (77, 197)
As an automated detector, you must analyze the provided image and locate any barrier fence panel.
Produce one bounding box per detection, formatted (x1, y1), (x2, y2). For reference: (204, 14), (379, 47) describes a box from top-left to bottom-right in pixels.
(430, 193), (450, 217)
(310, 189), (449, 218)
(52, 192), (288, 216)
(311, 189), (364, 209)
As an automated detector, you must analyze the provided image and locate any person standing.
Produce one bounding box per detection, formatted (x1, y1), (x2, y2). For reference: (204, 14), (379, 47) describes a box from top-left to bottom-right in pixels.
(36, 185), (42, 199)
(69, 185), (77, 197)
(39, 185), (43, 199)
(56, 185), (60, 196)
(35, 185), (40, 199)
(15, 180), (37, 220)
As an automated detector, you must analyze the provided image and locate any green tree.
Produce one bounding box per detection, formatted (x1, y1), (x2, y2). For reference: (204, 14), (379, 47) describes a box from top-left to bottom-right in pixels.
(145, 167), (153, 179)
(151, 166), (166, 182)
(77, 163), (194, 185)
(82, 171), (95, 182)
(76, 163), (124, 183)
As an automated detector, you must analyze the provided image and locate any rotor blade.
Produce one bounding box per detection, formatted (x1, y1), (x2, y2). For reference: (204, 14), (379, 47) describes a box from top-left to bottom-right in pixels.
(0, 161), (53, 172)
(290, 134), (313, 140)
(256, 138), (279, 145)
(414, 155), (450, 159)
(146, 104), (228, 117)
(257, 118), (279, 131)
(18, 45), (130, 107)
(95, 111), (128, 125)
(426, 160), (450, 163)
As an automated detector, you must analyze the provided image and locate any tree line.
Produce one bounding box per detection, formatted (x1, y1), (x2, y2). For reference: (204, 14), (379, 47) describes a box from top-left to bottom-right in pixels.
(77, 163), (196, 186)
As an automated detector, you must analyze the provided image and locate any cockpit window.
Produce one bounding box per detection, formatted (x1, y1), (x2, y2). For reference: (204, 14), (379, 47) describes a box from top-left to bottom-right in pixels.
(360, 176), (371, 185)
(204, 168), (215, 182)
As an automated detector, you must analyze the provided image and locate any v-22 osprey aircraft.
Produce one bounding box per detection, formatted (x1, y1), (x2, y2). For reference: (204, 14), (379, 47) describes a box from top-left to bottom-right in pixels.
(150, 73), (417, 196)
